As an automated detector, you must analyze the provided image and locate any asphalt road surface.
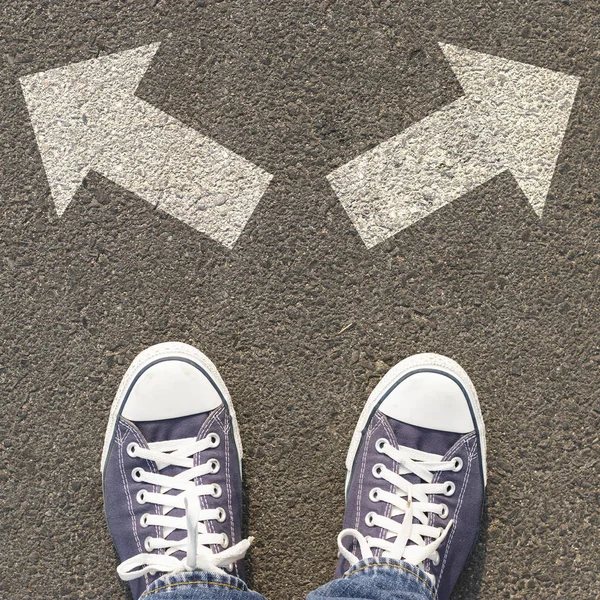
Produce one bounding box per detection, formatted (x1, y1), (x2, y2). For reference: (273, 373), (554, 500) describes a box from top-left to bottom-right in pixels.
(2, 1), (599, 599)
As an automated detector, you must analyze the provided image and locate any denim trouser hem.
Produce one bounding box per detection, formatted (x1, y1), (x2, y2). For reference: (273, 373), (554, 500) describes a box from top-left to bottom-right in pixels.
(139, 558), (437, 600)
(306, 557), (437, 600)
(343, 557), (436, 599)
(140, 570), (250, 598)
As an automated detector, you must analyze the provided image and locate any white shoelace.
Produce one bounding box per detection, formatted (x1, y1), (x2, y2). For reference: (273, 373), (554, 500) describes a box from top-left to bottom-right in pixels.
(338, 439), (462, 585)
(117, 433), (252, 581)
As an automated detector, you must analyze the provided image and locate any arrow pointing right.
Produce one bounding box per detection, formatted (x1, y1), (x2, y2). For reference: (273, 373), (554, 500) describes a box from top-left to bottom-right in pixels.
(327, 43), (580, 249)
(20, 43), (273, 248)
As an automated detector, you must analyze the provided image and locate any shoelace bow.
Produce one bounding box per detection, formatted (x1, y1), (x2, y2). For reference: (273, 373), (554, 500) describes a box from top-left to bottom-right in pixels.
(338, 439), (462, 585)
(117, 434), (252, 581)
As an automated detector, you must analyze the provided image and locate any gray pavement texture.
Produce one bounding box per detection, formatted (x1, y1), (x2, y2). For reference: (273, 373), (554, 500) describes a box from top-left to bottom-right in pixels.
(1, 1), (599, 599)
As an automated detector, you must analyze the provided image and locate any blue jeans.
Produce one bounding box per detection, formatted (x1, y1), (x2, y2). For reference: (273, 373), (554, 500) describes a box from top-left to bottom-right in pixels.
(139, 558), (436, 600)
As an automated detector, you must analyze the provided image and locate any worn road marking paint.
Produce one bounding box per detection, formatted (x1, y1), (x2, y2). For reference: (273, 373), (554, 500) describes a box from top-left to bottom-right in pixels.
(20, 43), (273, 248)
(327, 43), (580, 249)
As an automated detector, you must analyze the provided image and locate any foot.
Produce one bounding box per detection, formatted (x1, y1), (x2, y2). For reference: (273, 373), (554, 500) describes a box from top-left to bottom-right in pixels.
(337, 353), (486, 600)
(101, 342), (250, 600)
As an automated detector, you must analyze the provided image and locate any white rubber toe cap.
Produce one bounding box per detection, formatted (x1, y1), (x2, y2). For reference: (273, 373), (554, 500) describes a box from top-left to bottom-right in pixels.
(102, 342), (243, 475)
(121, 357), (223, 422)
(379, 371), (475, 434)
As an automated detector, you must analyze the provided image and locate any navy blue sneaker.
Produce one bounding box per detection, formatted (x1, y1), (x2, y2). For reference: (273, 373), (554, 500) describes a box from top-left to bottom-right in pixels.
(101, 342), (251, 600)
(337, 353), (486, 600)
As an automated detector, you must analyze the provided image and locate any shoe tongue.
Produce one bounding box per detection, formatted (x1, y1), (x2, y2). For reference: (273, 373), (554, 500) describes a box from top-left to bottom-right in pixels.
(380, 412), (462, 537)
(135, 412), (212, 559)
(382, 411), (462, 457)
(135, 413), (209, 443)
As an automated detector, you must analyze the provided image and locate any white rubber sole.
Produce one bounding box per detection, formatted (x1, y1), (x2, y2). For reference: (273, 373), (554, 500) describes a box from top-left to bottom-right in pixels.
(100, 342), (243, 476)
(345, 353), (487, 488)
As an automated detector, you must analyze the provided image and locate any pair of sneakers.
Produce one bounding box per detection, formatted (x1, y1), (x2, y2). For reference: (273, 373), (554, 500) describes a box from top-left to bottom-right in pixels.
(101, 342), (486, 600)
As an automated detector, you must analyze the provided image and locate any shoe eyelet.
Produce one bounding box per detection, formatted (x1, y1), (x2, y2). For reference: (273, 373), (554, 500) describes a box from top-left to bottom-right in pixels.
(444, 481), (456, 497)
(431, 551), (440, 566)
(144, 536), (153, 552)
(208, 433), (221, 448)
(136, 489), (147, 504)
(365, 511), (377, 527)
(369, 488), (381, 502)
(372, 463), (385, 478)
(140, 513), (150, 528)
(211, 484), (222, 498)
(452, 457), (463, 472)
(131, 467), (144, 482)
(127, 442), (139, 457)
(217, 507), (227, 523)
(375, 438), (389, 453)
(221, 533), (229, 548)
(439, 504), (449, 519)
(208, 459), (220, 474)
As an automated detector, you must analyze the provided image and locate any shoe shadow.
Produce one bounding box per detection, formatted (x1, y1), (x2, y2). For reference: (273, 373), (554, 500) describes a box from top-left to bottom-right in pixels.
(451, 500), (489, 599)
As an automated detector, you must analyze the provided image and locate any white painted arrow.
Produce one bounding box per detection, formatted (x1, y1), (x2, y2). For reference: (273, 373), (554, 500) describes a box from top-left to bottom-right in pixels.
(20, 43), (273, 248)
(327, 43), (580, 248)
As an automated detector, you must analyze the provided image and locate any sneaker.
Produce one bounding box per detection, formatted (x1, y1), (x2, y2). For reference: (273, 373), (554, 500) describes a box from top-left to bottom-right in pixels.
(101, 342), (251, 600)
(337, 353), (486, 600)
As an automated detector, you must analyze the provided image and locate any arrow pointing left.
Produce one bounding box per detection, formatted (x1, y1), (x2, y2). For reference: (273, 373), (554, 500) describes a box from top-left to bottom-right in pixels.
(20, 43), (273, 248)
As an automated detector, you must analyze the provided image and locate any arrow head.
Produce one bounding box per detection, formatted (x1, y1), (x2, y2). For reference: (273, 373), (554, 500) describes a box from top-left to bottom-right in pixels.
(20, 43), (161, 215)
(439, 43), (579, 216)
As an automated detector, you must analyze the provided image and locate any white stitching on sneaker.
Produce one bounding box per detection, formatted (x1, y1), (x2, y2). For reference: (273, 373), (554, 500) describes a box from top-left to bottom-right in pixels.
(196, 408), (224, 540)
(195, 410), (221, 537)
(223, 418), (236, 566)
(116, 432), (252, 581)
(437, 437), (475, 583)
(121, 419), (163, 559)
(380, 419), (398, 535)
(422, 435), (465, 575)
(355, 423), (375, 530)
(338, 439), (459, 584)
(117, 425), (144, 557)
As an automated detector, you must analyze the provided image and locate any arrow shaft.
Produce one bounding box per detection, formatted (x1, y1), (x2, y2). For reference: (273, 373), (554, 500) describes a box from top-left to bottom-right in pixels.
(328, 98), (505, 248)
(329, 44), (579, 249)
(89, 98), (269, 247)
